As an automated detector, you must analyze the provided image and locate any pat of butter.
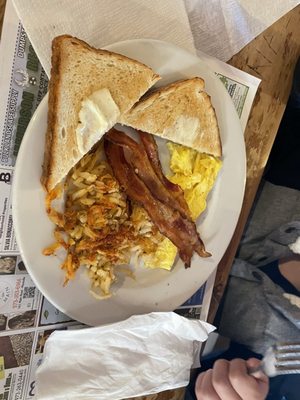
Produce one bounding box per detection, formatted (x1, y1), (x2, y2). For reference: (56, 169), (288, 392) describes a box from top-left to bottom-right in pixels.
(163, 116), (199, 145)
(76, 88), (120, 154)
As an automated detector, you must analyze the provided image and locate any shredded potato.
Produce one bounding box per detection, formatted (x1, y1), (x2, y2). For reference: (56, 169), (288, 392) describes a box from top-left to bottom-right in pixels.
(43, 144), (160, 297)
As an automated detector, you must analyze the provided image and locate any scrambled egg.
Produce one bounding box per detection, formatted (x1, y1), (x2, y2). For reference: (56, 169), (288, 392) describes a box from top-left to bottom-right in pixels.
(144, 142), (222, 270)
(144, 236), (178, 270)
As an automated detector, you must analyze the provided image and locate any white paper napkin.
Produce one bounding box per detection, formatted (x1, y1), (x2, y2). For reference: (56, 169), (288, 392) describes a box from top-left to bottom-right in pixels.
(12, 0), (196, 77)
(36, 312), (215, 400)
(13, 0), (299, 71)
(185, 0), (299, 61)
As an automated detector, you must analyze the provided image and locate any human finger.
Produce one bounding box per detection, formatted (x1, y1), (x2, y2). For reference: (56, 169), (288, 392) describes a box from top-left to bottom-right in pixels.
(212, 359), (242, 400)
(246, 358), (269, 383)
(229, 358), (269, 400)
(195, 369), (221, 400)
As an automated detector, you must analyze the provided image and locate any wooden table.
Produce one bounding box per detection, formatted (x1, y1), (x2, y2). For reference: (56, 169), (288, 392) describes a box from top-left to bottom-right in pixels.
(0, 2), (299, 400)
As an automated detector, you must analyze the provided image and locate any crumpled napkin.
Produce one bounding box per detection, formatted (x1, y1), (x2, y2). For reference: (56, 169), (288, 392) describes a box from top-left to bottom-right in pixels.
(36, 312), (215, 400)
(12, 0), (196, 77)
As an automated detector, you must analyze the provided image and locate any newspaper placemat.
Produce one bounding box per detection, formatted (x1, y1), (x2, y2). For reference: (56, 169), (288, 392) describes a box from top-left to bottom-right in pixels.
(0, 1), (260, 398)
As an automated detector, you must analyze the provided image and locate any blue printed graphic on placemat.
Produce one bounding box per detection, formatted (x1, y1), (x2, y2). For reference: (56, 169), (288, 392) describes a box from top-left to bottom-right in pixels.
(181, 284), (206, 307)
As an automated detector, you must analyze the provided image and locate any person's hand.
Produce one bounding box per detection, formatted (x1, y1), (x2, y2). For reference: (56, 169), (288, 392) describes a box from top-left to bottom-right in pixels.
(195, 358), (269, 400)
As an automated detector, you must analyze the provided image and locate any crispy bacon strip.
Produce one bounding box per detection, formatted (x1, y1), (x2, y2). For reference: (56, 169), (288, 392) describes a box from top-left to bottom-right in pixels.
(104, 140), (210, 267)
(138, 130), (191, 218)
(106, 129), (190, 219)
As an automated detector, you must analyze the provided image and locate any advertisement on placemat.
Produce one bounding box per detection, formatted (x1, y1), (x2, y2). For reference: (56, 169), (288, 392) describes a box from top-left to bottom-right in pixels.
(175, 283), (206, 320)
(0, 167), (17, 255)
(0, 23), (48, 168)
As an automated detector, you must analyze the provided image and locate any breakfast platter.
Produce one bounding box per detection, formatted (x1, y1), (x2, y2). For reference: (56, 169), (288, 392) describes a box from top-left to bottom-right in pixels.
(12, 39), (246, 326)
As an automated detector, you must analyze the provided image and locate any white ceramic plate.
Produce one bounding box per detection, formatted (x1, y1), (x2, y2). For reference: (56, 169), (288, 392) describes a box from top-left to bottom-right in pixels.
(12, 39), (246, 326)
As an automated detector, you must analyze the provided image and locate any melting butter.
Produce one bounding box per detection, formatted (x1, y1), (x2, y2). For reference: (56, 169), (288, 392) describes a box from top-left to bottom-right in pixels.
(76, 88), (120, 154)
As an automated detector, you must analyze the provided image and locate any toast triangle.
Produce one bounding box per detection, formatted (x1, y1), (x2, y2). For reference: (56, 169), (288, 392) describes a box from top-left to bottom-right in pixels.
(41, 35), (160, 191)
(120, 78), (222, 157)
